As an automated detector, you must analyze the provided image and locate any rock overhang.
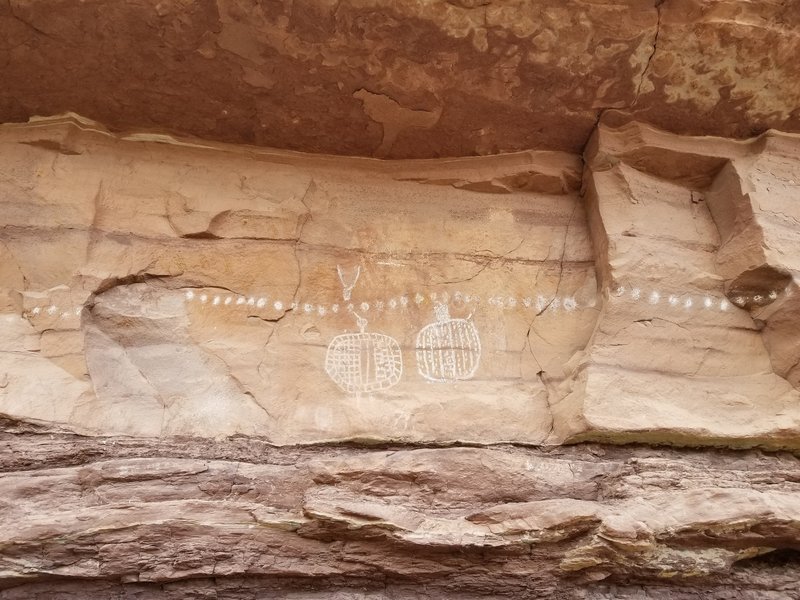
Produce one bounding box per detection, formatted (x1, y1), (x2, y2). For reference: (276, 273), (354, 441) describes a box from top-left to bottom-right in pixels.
(1, 0), (798, 159)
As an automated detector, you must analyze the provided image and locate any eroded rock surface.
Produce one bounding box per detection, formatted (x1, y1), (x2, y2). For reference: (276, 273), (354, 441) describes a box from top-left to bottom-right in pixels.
(3, 115), (800, 596)
(2, 433), (800, 598)
(557, 123), (800, 447)
(1, 0), (799, 158)
(0, 115), (596, 444)
(2, 115), (800, 449)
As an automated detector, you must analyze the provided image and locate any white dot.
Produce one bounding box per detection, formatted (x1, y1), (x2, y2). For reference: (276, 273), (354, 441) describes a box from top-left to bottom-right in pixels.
(60, 312), (69, 319)
(389, 298), (398, 309)
(347, 303), (354, 312)
(32, 307), (41, 315)
(291, 301), (299, 310)
(430, 292), (438, 301)
(454, 291), (463, 303)
(236, 297), (245, 305)
(440, 292), (449, 303)
(212, 296), (221, 306)
(613, 286), (625, 296)
(684, 298), (693, 309)
(720, 299), (730, 311)
(304, 303), (314, 313)
(273, 300), (283, 310)
(185, 290), (195, 300)
(668, 295), (678, 306)
(74, 307), (82, 315)
(734, 296), (745, 306)
(523, 297), (532, 308)
(200, 294), (208, 303)
(224, 297), (232, 306)
(400, 296), (409, 307)
(376, 301), (384, 311)
(318, 305), (327, 316)
(332, 304), (339, 313)
(549, 297), (561, 311)
(703, 297), (713, 308)
(563, 297), (577, 311)
(507, 297), (517, 308)
(360, 302), (370, 311)
(415, 293), (424, 305)
(631, 288), (641, 301)
(769, 290), (778, 300)
(649, 291), (660, 304)
(256, 298), (266, 308)
(536, 296), (547, 311)
(247, 297), (255, 306)
(753, 294), (763, 303)
(47, 305), (57, 315)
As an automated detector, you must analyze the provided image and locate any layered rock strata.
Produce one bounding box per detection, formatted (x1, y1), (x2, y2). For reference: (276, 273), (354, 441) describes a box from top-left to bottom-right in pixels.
(2, 115), (800, 596)
(2, 431), (800, 598)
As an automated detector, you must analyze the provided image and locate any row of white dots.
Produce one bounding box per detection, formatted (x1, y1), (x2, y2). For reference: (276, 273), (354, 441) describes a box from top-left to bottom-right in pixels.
(23, 305), (83, 319)
(17, 285), (778, 323)
(614, 287), (730, 311)
(183, 288), (749, 315)
(183, 289), (590, 315)
(612, 284), (787, 310)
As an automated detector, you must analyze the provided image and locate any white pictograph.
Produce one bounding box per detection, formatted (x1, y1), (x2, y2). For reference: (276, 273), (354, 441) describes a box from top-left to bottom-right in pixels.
(415, 303), (481, 383)
(325, 312), (403, 396)
(28, 279), (782, 324)
(336, 265), (361, 301)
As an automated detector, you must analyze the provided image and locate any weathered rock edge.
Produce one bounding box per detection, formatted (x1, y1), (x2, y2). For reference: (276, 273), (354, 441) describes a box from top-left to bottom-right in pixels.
(2, 0), (799, 158)
(1, 426), (800, 598)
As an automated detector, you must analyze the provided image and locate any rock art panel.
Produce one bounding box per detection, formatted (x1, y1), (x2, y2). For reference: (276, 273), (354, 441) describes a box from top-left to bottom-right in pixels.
(3, 115), (800, 449)
(0, 115), (597, 444)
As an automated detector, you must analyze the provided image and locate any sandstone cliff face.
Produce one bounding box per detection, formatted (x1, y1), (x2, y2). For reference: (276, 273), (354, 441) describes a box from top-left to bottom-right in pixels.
(1, 0), (799, 158)
(2, 115), (800, 597)
(2, 115), (800, 448)
(1, 115), (595, 444)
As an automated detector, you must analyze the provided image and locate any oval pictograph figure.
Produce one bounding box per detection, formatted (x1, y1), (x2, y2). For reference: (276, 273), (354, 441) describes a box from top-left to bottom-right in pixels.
(325, 313), (403, 395)
(416, 304), (481, 383)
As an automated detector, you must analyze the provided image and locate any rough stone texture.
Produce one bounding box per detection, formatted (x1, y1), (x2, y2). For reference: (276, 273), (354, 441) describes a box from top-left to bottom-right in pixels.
(557, 122), (800, 448)
(3, 114), (800, 596)
(2, 430), (800, 598)
(2, 115), (800, 449)
(1, 0), (799, 158)
(0, 114), (597, 444)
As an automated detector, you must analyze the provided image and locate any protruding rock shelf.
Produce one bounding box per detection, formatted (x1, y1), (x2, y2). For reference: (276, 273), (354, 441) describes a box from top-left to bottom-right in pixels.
(1, 432), (800, 598)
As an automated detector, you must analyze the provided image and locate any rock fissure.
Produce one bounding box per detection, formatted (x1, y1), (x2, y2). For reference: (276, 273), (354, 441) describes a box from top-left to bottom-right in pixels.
(632, 0), (663, 108)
